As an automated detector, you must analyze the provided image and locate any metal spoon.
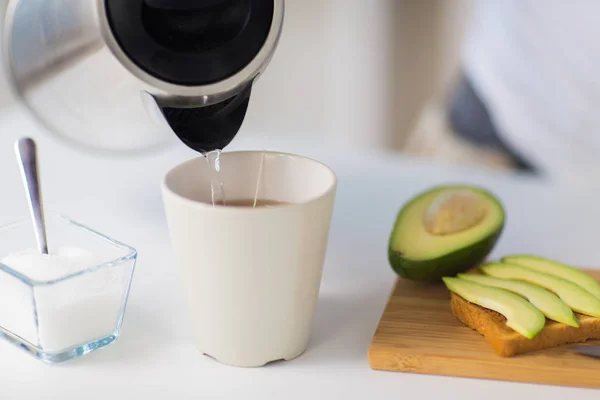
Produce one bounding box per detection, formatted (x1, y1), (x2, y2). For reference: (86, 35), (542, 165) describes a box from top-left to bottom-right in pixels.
(15, 138), (48, 254)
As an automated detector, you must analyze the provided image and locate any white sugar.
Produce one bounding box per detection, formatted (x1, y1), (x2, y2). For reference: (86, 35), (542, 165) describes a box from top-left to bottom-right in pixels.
(0, 246), (130, 353)
(1, 246), (99, 281)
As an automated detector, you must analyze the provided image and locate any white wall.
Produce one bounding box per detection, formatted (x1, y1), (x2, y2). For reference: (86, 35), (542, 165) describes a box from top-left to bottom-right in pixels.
(322, 0), (396, 149)
(241, 0), (397, 150)
(392, 0), (473, 149)
(237, 0), (474, 150)
(240, 0), (328, 142)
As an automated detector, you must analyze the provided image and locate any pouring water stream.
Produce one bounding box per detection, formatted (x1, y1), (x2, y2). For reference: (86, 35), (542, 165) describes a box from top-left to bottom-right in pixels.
(253, 152), (265, 208)
(204, 150), (266, 208)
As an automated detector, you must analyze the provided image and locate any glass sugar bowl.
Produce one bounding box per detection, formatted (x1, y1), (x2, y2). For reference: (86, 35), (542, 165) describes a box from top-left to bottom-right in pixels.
(0, 214), (137, 363)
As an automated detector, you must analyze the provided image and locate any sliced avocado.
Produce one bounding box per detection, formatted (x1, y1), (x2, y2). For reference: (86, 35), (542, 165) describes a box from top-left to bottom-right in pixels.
(481, 262), (600, 318)
(443, 277), (545, 339)
(502, 255), (600, 300)
(388, 185), (505, 281)
(458, 273), (579, 327)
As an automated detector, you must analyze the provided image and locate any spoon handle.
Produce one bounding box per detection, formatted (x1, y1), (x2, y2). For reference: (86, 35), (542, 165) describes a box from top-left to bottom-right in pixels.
(15, 138), (48, 254)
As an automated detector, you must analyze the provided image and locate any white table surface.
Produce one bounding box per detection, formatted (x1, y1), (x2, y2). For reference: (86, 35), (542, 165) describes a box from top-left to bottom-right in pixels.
(0, 105), (598, 399)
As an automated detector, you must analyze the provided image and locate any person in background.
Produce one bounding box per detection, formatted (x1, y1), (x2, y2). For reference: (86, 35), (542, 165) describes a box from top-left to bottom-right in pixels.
(403, 0), (600, 185)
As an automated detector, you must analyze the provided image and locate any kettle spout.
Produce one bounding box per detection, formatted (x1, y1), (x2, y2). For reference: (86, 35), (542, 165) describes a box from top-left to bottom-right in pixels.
(142, 85), (252, 153)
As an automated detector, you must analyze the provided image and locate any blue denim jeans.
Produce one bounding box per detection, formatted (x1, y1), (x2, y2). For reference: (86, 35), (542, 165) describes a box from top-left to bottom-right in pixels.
(448, 74), (535, 172)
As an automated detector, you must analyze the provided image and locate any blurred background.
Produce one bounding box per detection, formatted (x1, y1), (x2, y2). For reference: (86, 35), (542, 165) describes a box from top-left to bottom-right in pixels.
(0, 0), (473, 152)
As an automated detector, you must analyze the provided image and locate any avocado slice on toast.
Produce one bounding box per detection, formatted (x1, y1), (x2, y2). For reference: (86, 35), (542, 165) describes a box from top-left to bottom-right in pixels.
(502, 255), (600, 300)
(443, 277), (545, 339)
(458, 273), (579, 327)
(481, 262), (600, 318)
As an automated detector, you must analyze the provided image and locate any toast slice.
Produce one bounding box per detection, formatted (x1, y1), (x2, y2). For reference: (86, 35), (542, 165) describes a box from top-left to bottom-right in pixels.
(450, 271), (600, 357)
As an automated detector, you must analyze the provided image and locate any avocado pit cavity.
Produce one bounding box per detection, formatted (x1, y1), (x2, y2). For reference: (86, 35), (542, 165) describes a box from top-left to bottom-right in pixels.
(423, 190), (487, 236)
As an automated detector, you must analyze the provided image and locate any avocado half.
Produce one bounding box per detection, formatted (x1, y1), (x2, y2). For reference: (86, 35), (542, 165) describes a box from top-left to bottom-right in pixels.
(388, 185), (505, 281)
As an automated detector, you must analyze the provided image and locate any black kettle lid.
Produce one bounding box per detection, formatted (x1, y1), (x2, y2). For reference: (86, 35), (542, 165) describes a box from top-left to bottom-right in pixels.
(105, 0), (274, 86)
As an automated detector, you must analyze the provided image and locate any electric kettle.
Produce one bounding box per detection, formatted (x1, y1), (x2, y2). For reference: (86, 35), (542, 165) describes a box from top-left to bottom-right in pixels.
(3, 0), (284, 153)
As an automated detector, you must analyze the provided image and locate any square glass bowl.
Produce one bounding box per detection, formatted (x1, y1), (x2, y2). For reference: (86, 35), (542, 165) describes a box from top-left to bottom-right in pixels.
(0, 214), (137, 363)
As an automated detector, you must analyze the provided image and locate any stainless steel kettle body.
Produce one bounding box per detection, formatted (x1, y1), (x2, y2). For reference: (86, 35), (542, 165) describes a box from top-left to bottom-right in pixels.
(3, 0), (284, 153)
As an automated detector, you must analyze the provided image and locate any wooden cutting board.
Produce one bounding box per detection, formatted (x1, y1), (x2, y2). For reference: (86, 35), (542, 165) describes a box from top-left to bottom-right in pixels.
(368, 270), (600, 389)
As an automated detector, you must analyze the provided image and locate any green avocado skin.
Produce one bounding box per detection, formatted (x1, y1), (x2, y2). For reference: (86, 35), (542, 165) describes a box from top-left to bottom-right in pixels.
(388, 228), (503, 281)
(387, 184), (505, 282)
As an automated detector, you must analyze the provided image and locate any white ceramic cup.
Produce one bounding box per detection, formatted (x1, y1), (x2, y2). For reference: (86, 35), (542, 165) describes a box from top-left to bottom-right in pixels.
(162, 151), (337, 367)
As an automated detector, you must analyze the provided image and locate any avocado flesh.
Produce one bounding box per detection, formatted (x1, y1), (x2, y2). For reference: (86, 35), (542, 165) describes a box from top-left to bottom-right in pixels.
(443, 277), (545, 339)
(481, 262), (600, 318)
(389, 185), (504, 281)
(502, 255), (600, 300)
(458, 273), (579, 327)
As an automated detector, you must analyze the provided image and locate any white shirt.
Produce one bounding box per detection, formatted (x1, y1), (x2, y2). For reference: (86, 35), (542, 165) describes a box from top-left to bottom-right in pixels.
(462, 0), (600, 185)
